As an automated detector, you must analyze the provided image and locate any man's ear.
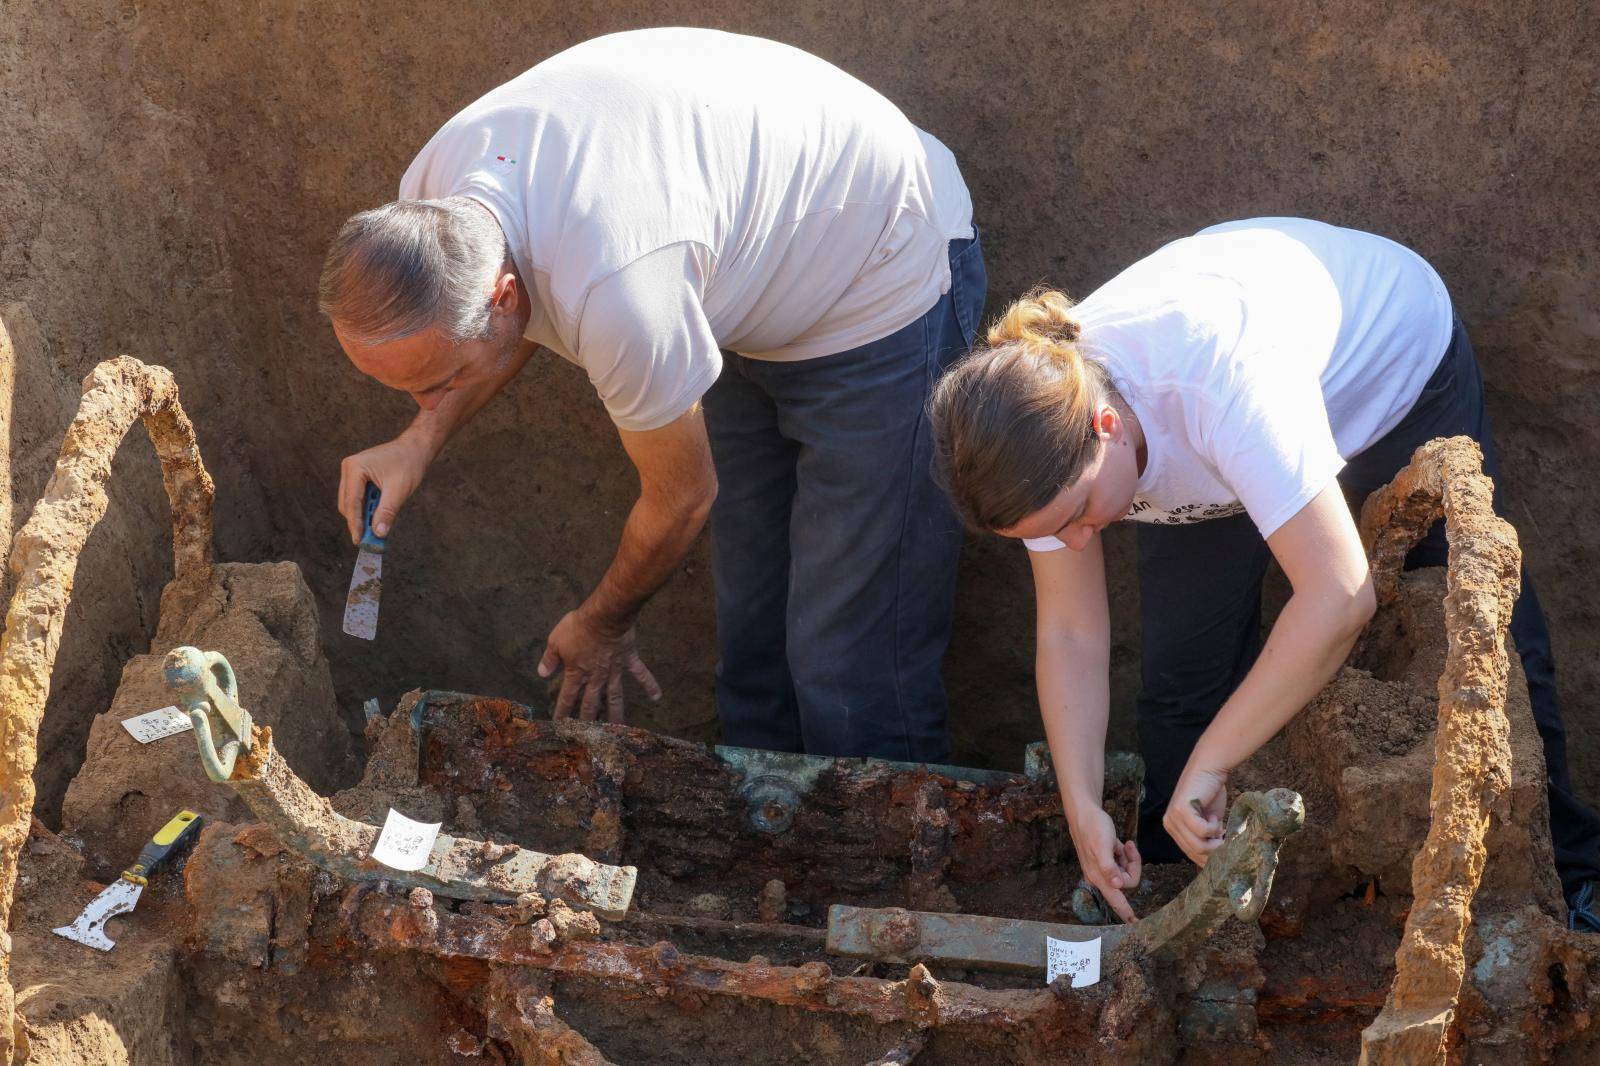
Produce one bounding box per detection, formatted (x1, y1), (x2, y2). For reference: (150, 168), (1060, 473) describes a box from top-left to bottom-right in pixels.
(490, 270), (520, 314)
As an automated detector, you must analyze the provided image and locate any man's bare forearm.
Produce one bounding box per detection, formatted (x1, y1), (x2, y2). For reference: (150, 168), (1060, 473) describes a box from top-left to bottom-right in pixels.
(578, 489), (713, 634)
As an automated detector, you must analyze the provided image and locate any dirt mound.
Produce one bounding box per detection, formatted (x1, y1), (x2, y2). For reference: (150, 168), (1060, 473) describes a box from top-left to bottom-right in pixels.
(9, 823), (192, 1066)
(59, 562), (354, 880)
(1236, 567), (1563, 928)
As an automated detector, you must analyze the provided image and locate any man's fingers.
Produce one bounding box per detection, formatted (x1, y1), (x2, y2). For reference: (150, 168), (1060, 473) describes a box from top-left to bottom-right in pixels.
(552, 672), (582, 720)
(627, 655), (662, 701)
(605, 674), (625, 724)
(373, 502), (400, 539)
(337, 464), (365, 544)
(578, 678), (603, 722)
(537, 645), (562, 680)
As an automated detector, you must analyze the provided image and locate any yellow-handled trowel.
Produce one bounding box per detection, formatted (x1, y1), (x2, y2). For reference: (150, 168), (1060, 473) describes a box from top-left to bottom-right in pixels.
(53, 809), (204, 951)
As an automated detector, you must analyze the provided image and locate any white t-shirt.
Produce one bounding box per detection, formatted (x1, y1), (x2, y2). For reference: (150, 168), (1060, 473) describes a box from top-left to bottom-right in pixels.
(399, 28), (974, 431)
(1024, 217), (1453, 551)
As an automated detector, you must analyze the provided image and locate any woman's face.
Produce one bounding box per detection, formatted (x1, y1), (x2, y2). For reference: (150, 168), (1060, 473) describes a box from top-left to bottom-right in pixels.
(997, 403), (1141, 551)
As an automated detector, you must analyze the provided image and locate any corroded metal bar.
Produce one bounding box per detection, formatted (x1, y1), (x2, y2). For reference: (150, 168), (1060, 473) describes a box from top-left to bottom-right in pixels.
(487, 967), (615, 1066)
(827, 790), (1301, 976)
(0, 356), (215, 1062)
(1118, 789), (1305, 963)
(358, 895), (1071, 1032)
(166, 648), (636, 918)
(827, 905), (1128, 974)
(1356, 437), (1521, 1066)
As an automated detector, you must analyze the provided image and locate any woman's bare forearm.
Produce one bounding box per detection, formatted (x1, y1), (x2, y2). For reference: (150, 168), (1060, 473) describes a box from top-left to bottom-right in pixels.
(1037, 632), (1113, 819)
(1188, 589), (1370, 776)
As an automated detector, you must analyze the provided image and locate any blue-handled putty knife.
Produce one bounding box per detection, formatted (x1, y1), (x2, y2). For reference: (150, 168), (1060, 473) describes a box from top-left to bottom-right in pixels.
(342, 482), (386, 640)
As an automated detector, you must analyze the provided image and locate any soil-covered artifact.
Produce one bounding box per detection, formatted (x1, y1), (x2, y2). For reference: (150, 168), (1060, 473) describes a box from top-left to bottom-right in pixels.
(7, 363), (1600, 1063)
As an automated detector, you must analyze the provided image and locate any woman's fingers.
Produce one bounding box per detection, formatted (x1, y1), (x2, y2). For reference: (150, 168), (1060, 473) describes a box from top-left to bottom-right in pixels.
(1164, 805), (1227, 868)
(1116, 840), (1143, 884)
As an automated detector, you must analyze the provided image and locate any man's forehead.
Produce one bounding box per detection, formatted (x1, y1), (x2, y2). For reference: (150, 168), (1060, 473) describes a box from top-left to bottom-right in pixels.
(338, 324), (450, 386)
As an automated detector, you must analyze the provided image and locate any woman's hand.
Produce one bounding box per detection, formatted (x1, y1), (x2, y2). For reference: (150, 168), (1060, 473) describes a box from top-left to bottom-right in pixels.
(1068, 806), (1142, 922)
(1163, 764), (1229, 866)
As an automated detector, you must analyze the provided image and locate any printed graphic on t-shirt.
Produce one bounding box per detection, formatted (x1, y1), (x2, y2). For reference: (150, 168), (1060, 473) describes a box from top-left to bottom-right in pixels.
(1126, 499), (1246, 525)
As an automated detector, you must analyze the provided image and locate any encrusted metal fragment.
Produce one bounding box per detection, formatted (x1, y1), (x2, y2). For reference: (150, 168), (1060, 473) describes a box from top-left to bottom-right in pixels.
(358, 895), (1072, 1031)
(0, 356), (215, 1061)
(487, 967), (615, 1066)
(828, 790), (1303, 976)
(163, 646), (637, 918)
(827, 905), (1128, 974)
(1356, 437), (1522, 1065)
(1119, 789), (1305, 963)
(165, 646), (252, 781)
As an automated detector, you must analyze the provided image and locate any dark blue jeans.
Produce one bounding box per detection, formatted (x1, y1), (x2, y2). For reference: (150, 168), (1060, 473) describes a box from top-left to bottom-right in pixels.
(1134, 315), (1600, 899)
(702, 234), (987, 761)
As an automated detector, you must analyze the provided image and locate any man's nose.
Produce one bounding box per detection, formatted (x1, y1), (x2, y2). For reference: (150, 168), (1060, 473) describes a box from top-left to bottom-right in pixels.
(1067, 525), (1095, 551)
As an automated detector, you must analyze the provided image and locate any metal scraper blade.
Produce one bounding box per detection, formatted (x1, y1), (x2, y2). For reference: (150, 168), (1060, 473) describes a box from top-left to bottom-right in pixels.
(342, 548), (382, 640)
(53, 878), (143, 951)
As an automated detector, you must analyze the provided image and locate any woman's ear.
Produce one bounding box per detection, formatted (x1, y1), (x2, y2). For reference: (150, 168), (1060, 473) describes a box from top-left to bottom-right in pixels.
(1096, 403), (1121, 439)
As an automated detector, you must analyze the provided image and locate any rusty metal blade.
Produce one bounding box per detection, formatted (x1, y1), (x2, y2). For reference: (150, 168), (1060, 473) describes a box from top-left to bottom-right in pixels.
(342, 549), (381, 640)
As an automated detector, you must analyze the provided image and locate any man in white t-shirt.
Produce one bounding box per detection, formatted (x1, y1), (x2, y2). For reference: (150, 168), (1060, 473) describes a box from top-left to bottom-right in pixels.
(318, 29), (984, 761)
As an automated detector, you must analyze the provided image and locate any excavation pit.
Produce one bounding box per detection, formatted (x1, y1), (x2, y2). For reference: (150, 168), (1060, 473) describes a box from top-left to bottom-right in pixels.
(5, 375), (1600, 1064)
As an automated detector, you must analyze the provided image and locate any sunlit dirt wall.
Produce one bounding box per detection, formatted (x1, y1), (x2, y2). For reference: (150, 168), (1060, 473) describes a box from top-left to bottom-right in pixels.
(4, 0), (1598, 821)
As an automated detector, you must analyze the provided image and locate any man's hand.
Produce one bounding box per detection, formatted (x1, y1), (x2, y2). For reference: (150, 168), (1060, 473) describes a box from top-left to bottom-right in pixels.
(1163, 764), (1229, 866)
(538, 608), (663, 722)
(1068, 806), (1142, 923)
(338, 434), (436, 543)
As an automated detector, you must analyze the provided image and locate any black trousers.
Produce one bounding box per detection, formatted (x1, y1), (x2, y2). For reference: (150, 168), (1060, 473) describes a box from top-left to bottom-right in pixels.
(1134, 315), (1600, 900)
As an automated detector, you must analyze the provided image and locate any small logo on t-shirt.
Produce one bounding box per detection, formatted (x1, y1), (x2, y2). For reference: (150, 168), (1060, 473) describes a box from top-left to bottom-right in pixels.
(1126, 499), (1245, 524)
(491, 154), (518, 172)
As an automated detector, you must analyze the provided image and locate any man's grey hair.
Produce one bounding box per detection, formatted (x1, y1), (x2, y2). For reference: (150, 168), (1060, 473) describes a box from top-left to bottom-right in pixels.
(318, 197), (510, 345)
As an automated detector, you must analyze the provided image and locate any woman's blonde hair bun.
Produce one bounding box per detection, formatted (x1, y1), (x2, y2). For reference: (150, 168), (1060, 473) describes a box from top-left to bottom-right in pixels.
(986, 287), (1081, 349)
(928, 285), (1109, 532)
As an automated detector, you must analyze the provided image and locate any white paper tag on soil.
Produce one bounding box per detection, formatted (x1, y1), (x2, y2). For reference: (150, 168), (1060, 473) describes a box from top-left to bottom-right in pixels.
(121, 705), (194, 744)
(1046, 935), (1102, 988)
(371, 808), (441, 872)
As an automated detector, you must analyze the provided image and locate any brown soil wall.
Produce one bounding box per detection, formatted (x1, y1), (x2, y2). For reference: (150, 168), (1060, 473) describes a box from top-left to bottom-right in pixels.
(4, 1), (1600, 818)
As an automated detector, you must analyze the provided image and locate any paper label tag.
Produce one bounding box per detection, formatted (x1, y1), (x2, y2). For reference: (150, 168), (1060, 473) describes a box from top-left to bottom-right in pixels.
(371, 808), (441, 872)
(1046, 935), (1102, 988)
(121, 706), (194, 744)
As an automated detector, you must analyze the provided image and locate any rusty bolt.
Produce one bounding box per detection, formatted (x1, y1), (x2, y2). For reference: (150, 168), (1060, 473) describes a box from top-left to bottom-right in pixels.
(528, 918), (557, 952)
(757, 878), (788, 923)
(408, 887), (434, 909)
(793, 960), (832, 994)
(869, 908), (920, 957)
(650, 940), (682, 972)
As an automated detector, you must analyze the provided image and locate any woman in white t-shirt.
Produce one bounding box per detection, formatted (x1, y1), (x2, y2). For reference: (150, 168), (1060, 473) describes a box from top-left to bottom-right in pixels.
(929, 217), (1600, 925)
